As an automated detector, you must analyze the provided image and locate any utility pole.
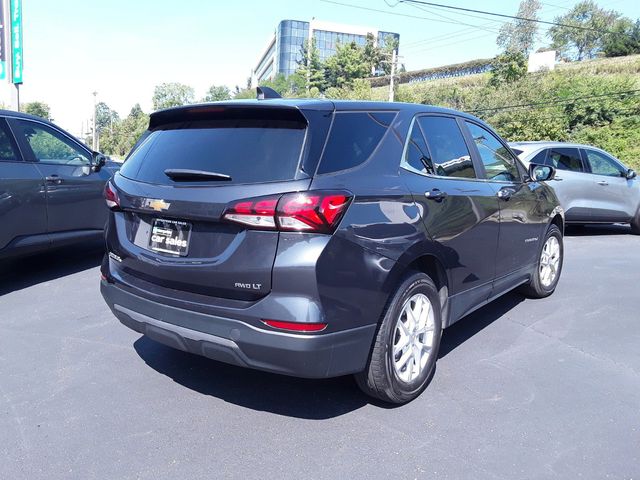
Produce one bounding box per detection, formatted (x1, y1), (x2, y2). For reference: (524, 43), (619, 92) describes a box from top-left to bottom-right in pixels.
(92, 91), (98, 151)
(388, 49), (397, 102)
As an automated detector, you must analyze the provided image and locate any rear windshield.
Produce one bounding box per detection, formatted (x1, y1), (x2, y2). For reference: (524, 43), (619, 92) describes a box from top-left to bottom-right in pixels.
(120, 119), (306, 185)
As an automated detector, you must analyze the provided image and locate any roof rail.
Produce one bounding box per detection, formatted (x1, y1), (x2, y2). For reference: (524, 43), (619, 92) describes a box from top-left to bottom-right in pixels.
(256, 86), (281, 100)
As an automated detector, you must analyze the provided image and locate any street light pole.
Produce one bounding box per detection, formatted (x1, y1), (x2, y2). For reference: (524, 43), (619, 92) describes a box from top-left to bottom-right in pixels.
(92, 91), (98, 151)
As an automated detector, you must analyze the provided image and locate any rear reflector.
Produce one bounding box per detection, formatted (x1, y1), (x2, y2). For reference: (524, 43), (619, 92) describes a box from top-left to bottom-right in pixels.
(223, 191), (352, 234)
(263, 320), (328, 332)
(104, 180), (120, 209)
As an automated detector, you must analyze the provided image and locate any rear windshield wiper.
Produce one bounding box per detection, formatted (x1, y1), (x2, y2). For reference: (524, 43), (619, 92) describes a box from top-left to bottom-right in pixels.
(164, 169), (232, 182)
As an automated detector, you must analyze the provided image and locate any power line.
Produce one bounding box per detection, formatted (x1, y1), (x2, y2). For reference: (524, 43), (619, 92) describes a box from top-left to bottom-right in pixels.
(319, 0), (507, 31)
(397, 0), (625, 36)
(468, 89), (640, 113)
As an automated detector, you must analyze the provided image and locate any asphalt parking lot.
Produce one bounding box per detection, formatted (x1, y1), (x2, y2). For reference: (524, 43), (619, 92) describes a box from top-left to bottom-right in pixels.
(1, 226), (639, 479)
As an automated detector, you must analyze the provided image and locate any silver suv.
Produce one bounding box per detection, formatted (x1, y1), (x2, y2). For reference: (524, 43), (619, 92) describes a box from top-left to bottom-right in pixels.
(510, 142), (639, 234)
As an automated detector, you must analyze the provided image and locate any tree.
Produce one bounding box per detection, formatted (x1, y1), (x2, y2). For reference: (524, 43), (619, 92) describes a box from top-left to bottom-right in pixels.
(23, 101), (52, 120)
(95, 102), (119, 133)
(548, 1), (620, 61)
(489, 51), (528, 87)
(496, 0), (542, 55)
(99, 105), (149, 158)
(152, 82), (195, 110)
(296, 39), (326, 92)
(203, 85), (231, 102)
(129, 103), (144, 119)
(324, 41), (370, 89)
(602, 18), (640, 57)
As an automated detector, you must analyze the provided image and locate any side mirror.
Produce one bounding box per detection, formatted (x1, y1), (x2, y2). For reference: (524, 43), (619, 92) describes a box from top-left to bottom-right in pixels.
(92, 152), (107, 172)
(528, 163), (555, 182)
(626, 168), (637, 180)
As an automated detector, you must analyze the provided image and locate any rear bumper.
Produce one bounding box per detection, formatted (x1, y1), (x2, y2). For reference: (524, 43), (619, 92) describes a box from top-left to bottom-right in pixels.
(101, 280), (376, 379)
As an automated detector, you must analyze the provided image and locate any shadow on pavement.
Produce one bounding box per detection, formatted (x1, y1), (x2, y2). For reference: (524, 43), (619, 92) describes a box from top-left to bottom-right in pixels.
(133, 336), (369, 419)
(0, 240), (104, 296)
(565, 224), (632, 237)
(133, 290), (527, 418)
(439, 290), (525, 358)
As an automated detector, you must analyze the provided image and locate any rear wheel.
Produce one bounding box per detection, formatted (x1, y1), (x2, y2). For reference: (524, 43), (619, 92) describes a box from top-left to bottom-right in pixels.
(355, 272), (442, 404)
(519, 224), (563, 298)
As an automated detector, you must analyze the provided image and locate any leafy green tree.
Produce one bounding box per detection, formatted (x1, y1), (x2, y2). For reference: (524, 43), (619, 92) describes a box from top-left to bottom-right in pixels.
(548, 1), (620, 60)
(152, 82), (195, 110)
(602, 18), (640, 57)
(376, 34), (400, 75)
(95, 102), (119, 133)
(203, 85), (231, 102)
(497, 0), (542, 55)
(296, 39), (326, 92)
(100, 105), (149, 158)
(129, 103), (144, 119)
(23, 101), (52, 121)
(489, 51), (528, 87)
(324, 41), (370, 89)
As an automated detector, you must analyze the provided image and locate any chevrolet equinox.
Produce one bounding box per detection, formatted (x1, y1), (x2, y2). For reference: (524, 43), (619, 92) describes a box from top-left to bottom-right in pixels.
(100, 96), (563, 404)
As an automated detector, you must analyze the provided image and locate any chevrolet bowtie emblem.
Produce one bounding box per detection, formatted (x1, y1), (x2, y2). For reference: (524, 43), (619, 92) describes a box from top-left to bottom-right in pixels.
(144, 198), (171, 212)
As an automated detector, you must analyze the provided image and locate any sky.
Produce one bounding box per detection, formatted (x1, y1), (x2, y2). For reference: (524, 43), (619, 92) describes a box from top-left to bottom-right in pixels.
(2, 0), (637, 136)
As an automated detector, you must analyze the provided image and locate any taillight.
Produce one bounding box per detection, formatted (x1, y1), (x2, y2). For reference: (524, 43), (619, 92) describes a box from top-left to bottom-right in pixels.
(263, 319), (328, 332)
(223, 195), (279, 229)
(104, 180), (120, 210)
(223, 191), (352, 234)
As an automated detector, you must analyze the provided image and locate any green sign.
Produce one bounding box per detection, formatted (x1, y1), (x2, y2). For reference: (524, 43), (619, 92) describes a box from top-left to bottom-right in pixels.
(10, 0), (22, 84)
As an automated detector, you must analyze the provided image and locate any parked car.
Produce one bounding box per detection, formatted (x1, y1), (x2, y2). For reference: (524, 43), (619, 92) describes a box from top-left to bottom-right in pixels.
(510, 141), (639, 233)
(100, 97), (564, 404)
(0, 110), (118, 259)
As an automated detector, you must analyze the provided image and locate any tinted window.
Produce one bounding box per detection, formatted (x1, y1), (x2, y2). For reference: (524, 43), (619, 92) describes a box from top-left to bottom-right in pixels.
(547, 148), (583, 172)
(529, 149), (548, 165)
(16, 120), (90, 166)
(584, 149), (624, 177)
(466, 122), (519, 182)
(0, 123), (19, 162)
(404, 121), (434, 175)
(418, 116), (475, 179)
(120, 119), (306, 185)
(318, 112), (395, 174)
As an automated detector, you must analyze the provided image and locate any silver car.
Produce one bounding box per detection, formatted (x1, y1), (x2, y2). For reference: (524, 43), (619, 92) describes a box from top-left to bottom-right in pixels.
(510, 142), (639, 234)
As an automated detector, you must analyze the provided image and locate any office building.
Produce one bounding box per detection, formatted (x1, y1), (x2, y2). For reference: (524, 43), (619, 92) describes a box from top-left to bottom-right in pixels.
(251, 19), (400, 85)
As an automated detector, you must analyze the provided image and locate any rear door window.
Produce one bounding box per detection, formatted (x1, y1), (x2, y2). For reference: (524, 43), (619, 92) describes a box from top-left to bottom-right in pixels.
(529, 149), (548, 165)
(546, 148), (584, 172)
(120, 118), (306, 185)
(465, 121), (520, 182)
(317, 112), (396, 174)
(418, 116), (476, 179)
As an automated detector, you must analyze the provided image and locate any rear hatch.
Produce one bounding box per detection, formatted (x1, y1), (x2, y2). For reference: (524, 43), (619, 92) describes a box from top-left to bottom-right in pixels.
(108, 102), (333, 301)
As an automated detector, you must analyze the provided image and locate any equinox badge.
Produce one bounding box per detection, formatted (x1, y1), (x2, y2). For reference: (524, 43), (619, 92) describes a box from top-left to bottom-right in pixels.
(143, 198), (171, 212)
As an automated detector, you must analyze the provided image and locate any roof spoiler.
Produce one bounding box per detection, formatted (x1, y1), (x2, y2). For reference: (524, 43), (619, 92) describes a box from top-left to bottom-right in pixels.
(256, 86), (281, 100)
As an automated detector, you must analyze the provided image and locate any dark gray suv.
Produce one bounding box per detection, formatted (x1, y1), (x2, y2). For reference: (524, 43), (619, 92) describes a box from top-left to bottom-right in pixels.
(100, 98), (563, 403)
(0, 110), (116, 259)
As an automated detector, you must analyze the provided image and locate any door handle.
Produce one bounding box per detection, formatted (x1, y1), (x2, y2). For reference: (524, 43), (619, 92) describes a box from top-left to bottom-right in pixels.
(554, 176), (563, 181)
(497, 187), (516, 201)
(424, 189), (447, 201)
(597, 181), (609, 186)
(45, 175), (63, 185)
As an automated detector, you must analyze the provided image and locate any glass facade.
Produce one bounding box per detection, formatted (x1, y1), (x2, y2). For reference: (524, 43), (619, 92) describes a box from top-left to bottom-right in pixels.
(313, 30), (367, 62)
(276, 20), (310, 77)
(254, 20), (400, 82)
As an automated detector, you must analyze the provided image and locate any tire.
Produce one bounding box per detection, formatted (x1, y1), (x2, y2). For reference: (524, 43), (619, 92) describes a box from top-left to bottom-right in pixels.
(631, 209), (640, 235)
(355, 272), (443, 404)
(519, 224), (563, 298)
